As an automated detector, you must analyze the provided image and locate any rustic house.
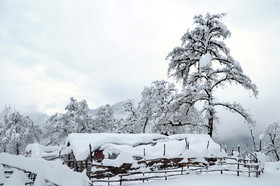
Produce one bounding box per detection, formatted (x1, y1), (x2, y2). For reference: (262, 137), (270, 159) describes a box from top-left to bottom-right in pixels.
(24, 134), (264, 183)
(59, 133), (226, 177)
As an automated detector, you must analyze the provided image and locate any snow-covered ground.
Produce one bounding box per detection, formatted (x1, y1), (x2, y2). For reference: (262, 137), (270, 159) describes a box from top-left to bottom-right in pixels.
(0, 153), (90, 186)
(135, 162), (280, 186)
(1, 152), (279, 185)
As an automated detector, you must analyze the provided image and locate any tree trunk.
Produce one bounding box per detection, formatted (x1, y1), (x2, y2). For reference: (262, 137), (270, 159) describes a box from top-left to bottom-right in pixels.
(16, 143), (19, 155)
(142, 117), (149, 133)
(274, 149), (280, 161)
(270, 135), (280, 161)
(206, 89), (214, 138)
(250, 129), (257, 152)
(208, 111), (214, 138)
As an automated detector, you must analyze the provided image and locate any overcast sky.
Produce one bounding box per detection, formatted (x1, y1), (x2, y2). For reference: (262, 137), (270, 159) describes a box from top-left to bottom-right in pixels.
(0, 0), (279, 139)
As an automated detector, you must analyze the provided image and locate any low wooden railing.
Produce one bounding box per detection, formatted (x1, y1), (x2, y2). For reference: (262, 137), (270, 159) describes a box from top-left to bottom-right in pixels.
(0, 163), (58, 186)
(89, 156), (263, 185)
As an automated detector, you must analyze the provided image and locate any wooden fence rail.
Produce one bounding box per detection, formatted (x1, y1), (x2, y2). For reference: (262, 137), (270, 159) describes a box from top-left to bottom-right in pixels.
(0, 163), (58, 186)
(90, 156), (263, 185)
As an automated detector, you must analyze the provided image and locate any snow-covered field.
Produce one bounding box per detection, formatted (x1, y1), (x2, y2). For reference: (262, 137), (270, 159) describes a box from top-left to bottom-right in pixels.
(1, 154), (279, 185)
(135, 162), (280, 186)
(0, 133), (279, 186)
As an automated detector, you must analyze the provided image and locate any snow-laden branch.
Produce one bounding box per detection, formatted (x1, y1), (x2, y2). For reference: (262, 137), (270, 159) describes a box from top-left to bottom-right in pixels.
(213, 102), (255, 126)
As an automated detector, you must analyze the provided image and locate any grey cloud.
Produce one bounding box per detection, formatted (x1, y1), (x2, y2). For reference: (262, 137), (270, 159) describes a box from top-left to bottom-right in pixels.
(0, 0), (279, 138)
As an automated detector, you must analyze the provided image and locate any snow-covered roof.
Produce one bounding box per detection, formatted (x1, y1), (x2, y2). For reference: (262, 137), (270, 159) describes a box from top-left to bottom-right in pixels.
(64, 133), (225, 161)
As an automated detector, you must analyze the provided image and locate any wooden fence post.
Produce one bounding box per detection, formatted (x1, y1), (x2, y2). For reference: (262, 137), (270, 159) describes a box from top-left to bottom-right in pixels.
(207, 141), (209, 150)
(237, 160), (240, 176)
(144, 148), (146, 157)
(163, 144), (166, 156)
(238, 145), (241, 158)
(120, 175), (122, 185)
(89, 144), (93, 162)
(16, 143), (19, 155)
(185, 137), (188, 149)
(181, 167), (183, 175)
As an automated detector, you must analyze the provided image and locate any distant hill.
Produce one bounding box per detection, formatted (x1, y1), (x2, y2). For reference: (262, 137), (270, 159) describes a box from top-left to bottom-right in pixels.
(89, 100), (128, 119)
(27, 112), (49, 128)
(214, 135), (255, 154)
(27, 101), (128, 130)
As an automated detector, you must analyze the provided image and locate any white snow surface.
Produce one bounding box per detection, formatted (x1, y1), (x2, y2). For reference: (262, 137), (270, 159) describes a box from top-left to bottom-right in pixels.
(0, 153), (90, 186)
(3, 170), (31, 186)
(65, 133), (166, 160)
(64, 133), (225, 161)
(25, 143), (62, 158)
(136, 162), (280, 186)
(0, 165), (6, 184)
(199, 53), (212, 69)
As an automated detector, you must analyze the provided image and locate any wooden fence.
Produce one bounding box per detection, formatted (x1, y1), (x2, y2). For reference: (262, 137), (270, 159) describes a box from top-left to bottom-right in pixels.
(89, 156), (263, 185)
(0, 163), (58, 186)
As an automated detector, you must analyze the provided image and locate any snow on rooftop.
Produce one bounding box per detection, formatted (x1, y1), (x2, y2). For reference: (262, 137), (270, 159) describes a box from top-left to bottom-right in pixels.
(64, 133), (225, 161)
(65, 133), (166, 160)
